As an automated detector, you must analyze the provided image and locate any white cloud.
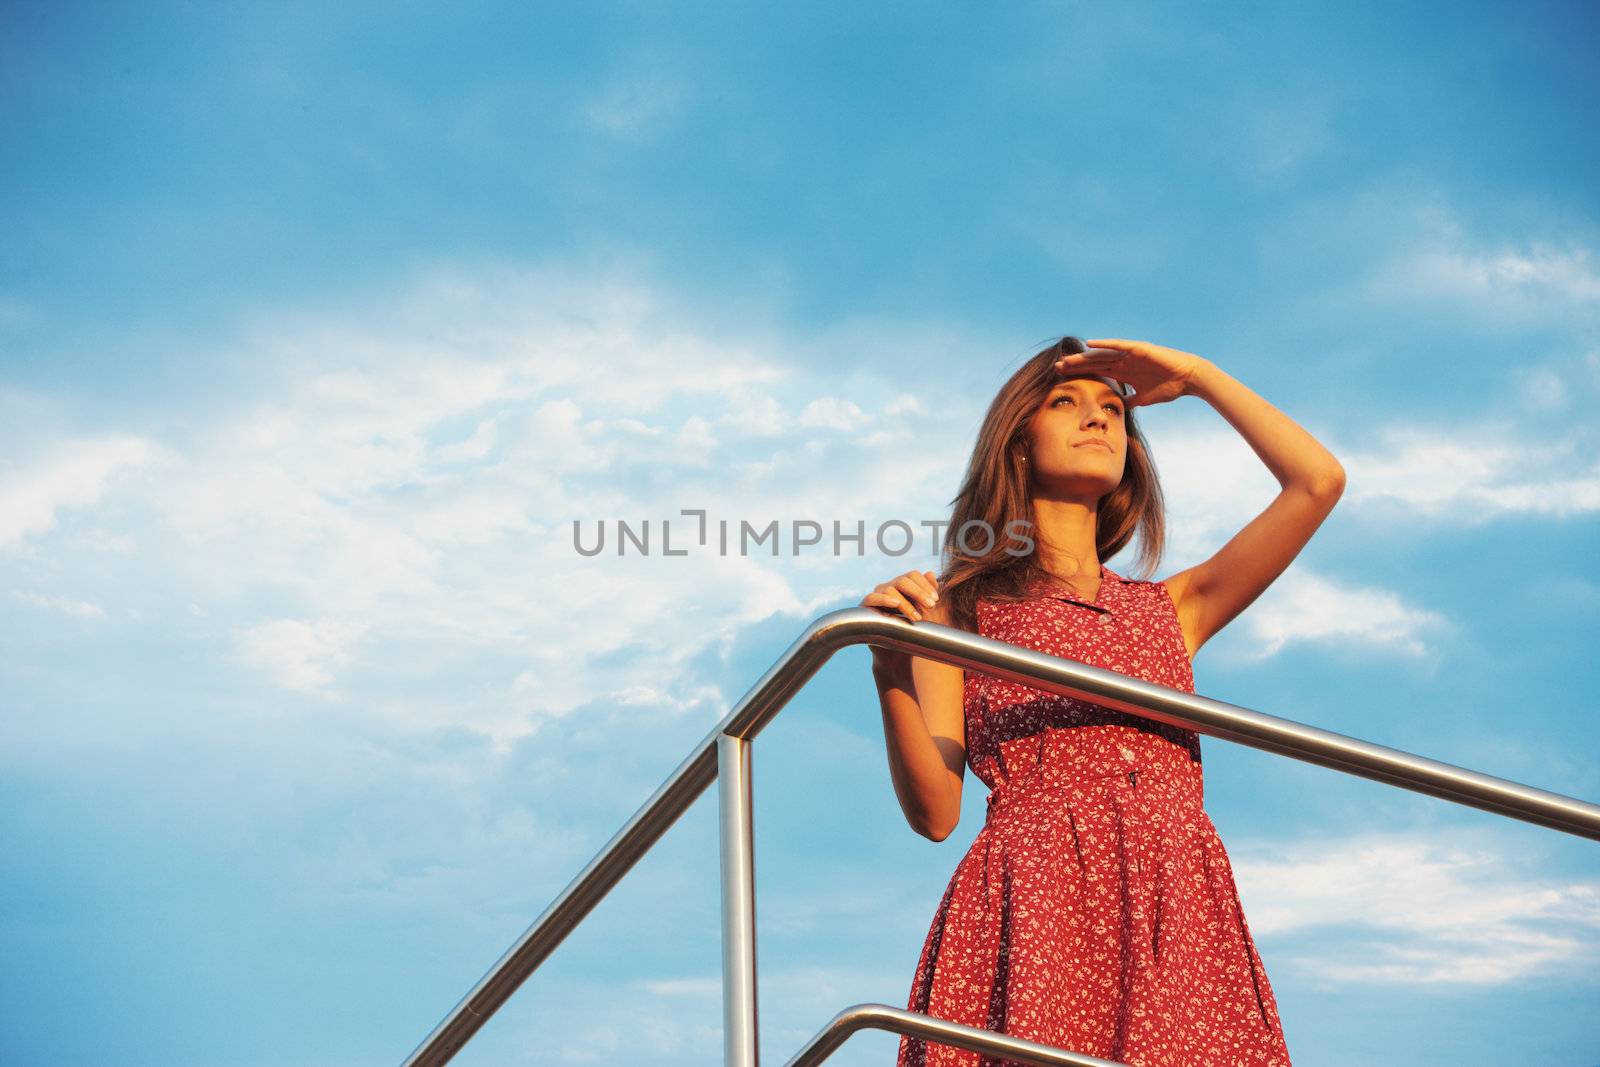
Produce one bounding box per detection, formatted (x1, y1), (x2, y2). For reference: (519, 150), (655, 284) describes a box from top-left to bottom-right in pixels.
(1149, 418), (1599, 569)
(1343, 427), (1600, 520)
(1142, 422), (1280, 565)
(636, 976), (722, 998)
(9, 260), (1585, 741)
(0, 266), (970, 742)
(68, 530), (138, 554)
(1400, 242), (1600, 305)
(674, 414), (717, 463)
(884, 395), (928, 419)
(11, 590), (106, 619)
(234, 617), (367, 693)
(1315, 185), (1600, 325)
(0, 435), (154, 550)
(612, 682), (726, 713)
(715, 385), (790, 437)
(1232, 830), (1600, 986)
(1237, 568), (1447, 659)
(411, 492), (532, 547)
(799, 397), (869, 431)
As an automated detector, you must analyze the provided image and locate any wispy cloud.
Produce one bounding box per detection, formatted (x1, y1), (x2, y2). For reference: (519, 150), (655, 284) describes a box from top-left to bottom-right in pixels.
(636, 975), (722, 998)
(1343, 427), (1600, 520)
(1317, 184), (1600, 326)
(233, 617), (367, 693)
(799, 396), (870, 431)
(11, 590), (107, 619)
(1235, 568), (1447, 659)
(1233, 830), (1600, 986)
(1395, 241), (1600, 306)
(1151, 417), (1599, 563)
(6, 261), (1591, 744)
(0, 267), (981, 747)
(0, 435), (154, 550)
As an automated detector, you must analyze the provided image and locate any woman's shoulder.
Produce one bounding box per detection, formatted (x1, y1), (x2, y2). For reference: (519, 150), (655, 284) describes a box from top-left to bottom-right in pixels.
(1103, 563), (1179, 590)
(1106, 568), (1186, 613)
(1146, 569), (1191, 605)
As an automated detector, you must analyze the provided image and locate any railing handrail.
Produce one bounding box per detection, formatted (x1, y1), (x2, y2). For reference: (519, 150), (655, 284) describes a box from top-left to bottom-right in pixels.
(400, 606), (1600, 1066)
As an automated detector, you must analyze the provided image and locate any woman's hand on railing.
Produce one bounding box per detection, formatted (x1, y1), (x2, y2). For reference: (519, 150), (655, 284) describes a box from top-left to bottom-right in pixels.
(861, 569), (940, 622)
(861, 570), (941, 679)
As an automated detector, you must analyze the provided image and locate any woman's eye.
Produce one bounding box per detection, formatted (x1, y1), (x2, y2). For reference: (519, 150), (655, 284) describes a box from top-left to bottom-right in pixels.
(1052, 395), (1121, 415)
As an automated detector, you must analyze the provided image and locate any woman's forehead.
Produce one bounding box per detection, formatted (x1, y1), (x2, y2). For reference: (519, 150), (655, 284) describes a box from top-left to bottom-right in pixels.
(1050, 372), (1127, 397)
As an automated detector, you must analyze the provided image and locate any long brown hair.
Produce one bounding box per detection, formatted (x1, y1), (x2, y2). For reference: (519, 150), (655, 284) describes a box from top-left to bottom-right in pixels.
(939, 335), (1166, 633)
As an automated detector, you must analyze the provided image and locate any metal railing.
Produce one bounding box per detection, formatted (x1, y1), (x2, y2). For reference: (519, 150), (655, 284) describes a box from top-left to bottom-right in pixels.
(400, 607), (1600, 1067)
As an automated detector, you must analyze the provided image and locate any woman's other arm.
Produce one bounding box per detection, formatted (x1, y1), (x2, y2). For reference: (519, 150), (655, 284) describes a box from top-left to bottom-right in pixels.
(863, 572), (967, 841)
(1163, 358), (1346, 656)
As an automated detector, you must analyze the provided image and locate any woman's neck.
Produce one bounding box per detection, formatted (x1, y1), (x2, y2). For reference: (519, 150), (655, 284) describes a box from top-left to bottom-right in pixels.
(1030, 497), (1101, 581)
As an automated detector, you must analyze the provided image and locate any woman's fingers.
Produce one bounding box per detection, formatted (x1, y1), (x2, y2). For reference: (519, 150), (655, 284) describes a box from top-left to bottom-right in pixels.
(900, 571), (939, 607)
(1055, 358), (1111, 373)
(860, 570), (941, 623)
(1055, 354), (1121, 372)
(863, 589), (921, 622)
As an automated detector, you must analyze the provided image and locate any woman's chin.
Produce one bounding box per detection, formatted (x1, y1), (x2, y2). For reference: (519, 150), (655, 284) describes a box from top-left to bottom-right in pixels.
(1034, 475), (1122, 501)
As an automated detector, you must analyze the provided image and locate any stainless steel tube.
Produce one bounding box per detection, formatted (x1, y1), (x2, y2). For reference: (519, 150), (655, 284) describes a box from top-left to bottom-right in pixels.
(782, 1002), (1125, 1067)
(719, 732), (760, 1067)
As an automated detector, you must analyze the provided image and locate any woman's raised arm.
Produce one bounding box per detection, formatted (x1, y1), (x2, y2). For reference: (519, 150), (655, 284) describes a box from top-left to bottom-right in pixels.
(1162, 357), (1344, 656)
(1061, 339), (1346, 657)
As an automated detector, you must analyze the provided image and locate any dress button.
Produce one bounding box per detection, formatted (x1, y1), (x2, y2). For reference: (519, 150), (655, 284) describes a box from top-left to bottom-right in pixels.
(1096, 613), (1112, 625)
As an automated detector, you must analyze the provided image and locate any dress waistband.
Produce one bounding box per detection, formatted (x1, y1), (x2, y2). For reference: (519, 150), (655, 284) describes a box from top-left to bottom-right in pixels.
(984, 725), (1203, 817)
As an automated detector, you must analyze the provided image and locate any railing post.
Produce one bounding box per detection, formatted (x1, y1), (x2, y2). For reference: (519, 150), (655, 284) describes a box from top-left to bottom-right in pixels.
(719, 731), (760, 1066)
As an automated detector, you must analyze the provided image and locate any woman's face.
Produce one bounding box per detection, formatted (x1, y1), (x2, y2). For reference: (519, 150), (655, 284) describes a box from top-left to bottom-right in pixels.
(1023, 373), (1128, 500)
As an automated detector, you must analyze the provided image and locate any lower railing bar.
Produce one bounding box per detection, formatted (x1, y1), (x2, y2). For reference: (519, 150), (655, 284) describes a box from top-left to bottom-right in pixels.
(783, 1002), (1125, 1067)
(401, 606), (1600, 1066)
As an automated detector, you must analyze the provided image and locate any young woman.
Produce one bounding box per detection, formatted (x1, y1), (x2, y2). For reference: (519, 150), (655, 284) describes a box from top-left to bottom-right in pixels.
(863, 336), (1345, 1066)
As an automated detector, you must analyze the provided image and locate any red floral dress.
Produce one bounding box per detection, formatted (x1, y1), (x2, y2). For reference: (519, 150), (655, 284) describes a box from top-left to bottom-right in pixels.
(898, 565), (1292, 1067)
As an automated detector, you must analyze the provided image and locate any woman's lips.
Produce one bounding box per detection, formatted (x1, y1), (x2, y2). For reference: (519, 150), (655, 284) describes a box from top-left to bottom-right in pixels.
(1074, 439), (1114, 452)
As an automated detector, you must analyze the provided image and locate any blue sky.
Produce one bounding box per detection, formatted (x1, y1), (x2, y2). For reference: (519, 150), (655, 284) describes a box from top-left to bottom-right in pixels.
(3, 2), (1598, 1065)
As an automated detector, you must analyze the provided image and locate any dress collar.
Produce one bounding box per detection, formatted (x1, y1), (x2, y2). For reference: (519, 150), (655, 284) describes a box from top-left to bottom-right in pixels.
(1024, 563), (1124, 610)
